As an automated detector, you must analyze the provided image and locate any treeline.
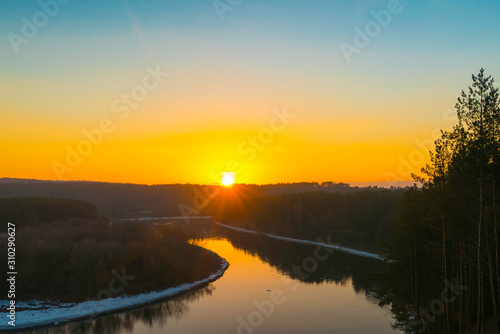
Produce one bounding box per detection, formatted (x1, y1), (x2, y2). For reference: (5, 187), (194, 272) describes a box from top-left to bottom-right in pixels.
(0, 197), (97, 226)
(0, 180), (374, 218)
(255, 182), (362, 195)
(0, 182), (195, 218)
(209, 187), (405, 252)
(381, 69), (500, 333)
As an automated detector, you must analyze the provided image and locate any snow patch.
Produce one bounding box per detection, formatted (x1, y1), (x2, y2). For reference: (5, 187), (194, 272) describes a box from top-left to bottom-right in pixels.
(0, 250), (229, 330)
(216, 222), (385, 261)
(118, 216), (214, 222)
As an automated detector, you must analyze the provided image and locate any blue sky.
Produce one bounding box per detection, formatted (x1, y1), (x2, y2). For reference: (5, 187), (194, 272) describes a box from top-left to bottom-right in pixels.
(2, 0), (499, 80)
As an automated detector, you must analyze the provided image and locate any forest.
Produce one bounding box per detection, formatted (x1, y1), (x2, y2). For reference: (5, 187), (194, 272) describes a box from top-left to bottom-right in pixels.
(380, 69), (500, 333)
(0, 198), (222, 302)
(0, 179), (379, 218)
(0, 197), (98, 226)
(208, 187), (404, 253)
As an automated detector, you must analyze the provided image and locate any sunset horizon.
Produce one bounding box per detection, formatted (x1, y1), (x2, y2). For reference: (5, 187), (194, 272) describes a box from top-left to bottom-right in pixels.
(0, 176), (416, 188)
(2, 1), (499, 186)
(2, 1), (500, 333)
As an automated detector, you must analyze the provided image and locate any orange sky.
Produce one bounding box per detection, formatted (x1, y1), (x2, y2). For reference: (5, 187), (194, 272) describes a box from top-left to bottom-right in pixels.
(1, 1), (499, 186)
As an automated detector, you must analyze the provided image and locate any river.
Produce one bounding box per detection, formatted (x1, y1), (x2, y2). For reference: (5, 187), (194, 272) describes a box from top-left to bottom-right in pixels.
(22, 224), (401, 334)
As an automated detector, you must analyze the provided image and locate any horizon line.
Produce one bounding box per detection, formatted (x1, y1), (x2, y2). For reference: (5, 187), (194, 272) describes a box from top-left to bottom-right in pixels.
(0, 177), (416, 188)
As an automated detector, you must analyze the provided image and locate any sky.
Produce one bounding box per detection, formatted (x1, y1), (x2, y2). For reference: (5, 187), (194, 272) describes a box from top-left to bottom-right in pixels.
(1, 0), (499, 186)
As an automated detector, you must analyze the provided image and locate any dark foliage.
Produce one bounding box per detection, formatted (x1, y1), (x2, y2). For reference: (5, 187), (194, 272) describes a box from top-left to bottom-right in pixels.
(0, 197), (97, 226)
(208, 186), (404, 253)
(0, 180), (381, 218)
(0, 200), (222, 302)
(381, 69), (500, 334)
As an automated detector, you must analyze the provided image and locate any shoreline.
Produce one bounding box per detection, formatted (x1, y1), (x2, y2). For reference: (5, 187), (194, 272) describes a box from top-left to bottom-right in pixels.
(216, 222), (385, 261)
(0, 249), (229, 331)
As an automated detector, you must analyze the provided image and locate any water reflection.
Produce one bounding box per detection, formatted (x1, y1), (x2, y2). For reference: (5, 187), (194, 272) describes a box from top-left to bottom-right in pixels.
(216, 227), (385, 297)
(23, 286), (214, 334)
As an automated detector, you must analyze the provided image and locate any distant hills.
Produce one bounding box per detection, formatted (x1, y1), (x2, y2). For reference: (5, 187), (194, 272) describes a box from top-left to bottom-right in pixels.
(0, 178), (406, 218)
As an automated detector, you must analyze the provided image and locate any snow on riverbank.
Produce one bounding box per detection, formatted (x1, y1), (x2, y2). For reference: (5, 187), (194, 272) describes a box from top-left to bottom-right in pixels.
(0, 250), (229, 331)
(216, 222), (385, 261)
(118, 216), (214, 222)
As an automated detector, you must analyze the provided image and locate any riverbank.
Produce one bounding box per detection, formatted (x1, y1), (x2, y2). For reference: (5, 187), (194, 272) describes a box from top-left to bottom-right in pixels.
(0, 249), (229, 331)
(216, 222), (385, 261)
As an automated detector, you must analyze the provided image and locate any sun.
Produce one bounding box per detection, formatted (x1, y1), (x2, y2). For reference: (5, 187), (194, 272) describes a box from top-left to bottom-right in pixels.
(221, 172), (236, 186)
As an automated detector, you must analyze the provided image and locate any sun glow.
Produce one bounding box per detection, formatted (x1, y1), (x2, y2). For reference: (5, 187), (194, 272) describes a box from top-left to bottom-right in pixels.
(221, 172), (236, 186)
